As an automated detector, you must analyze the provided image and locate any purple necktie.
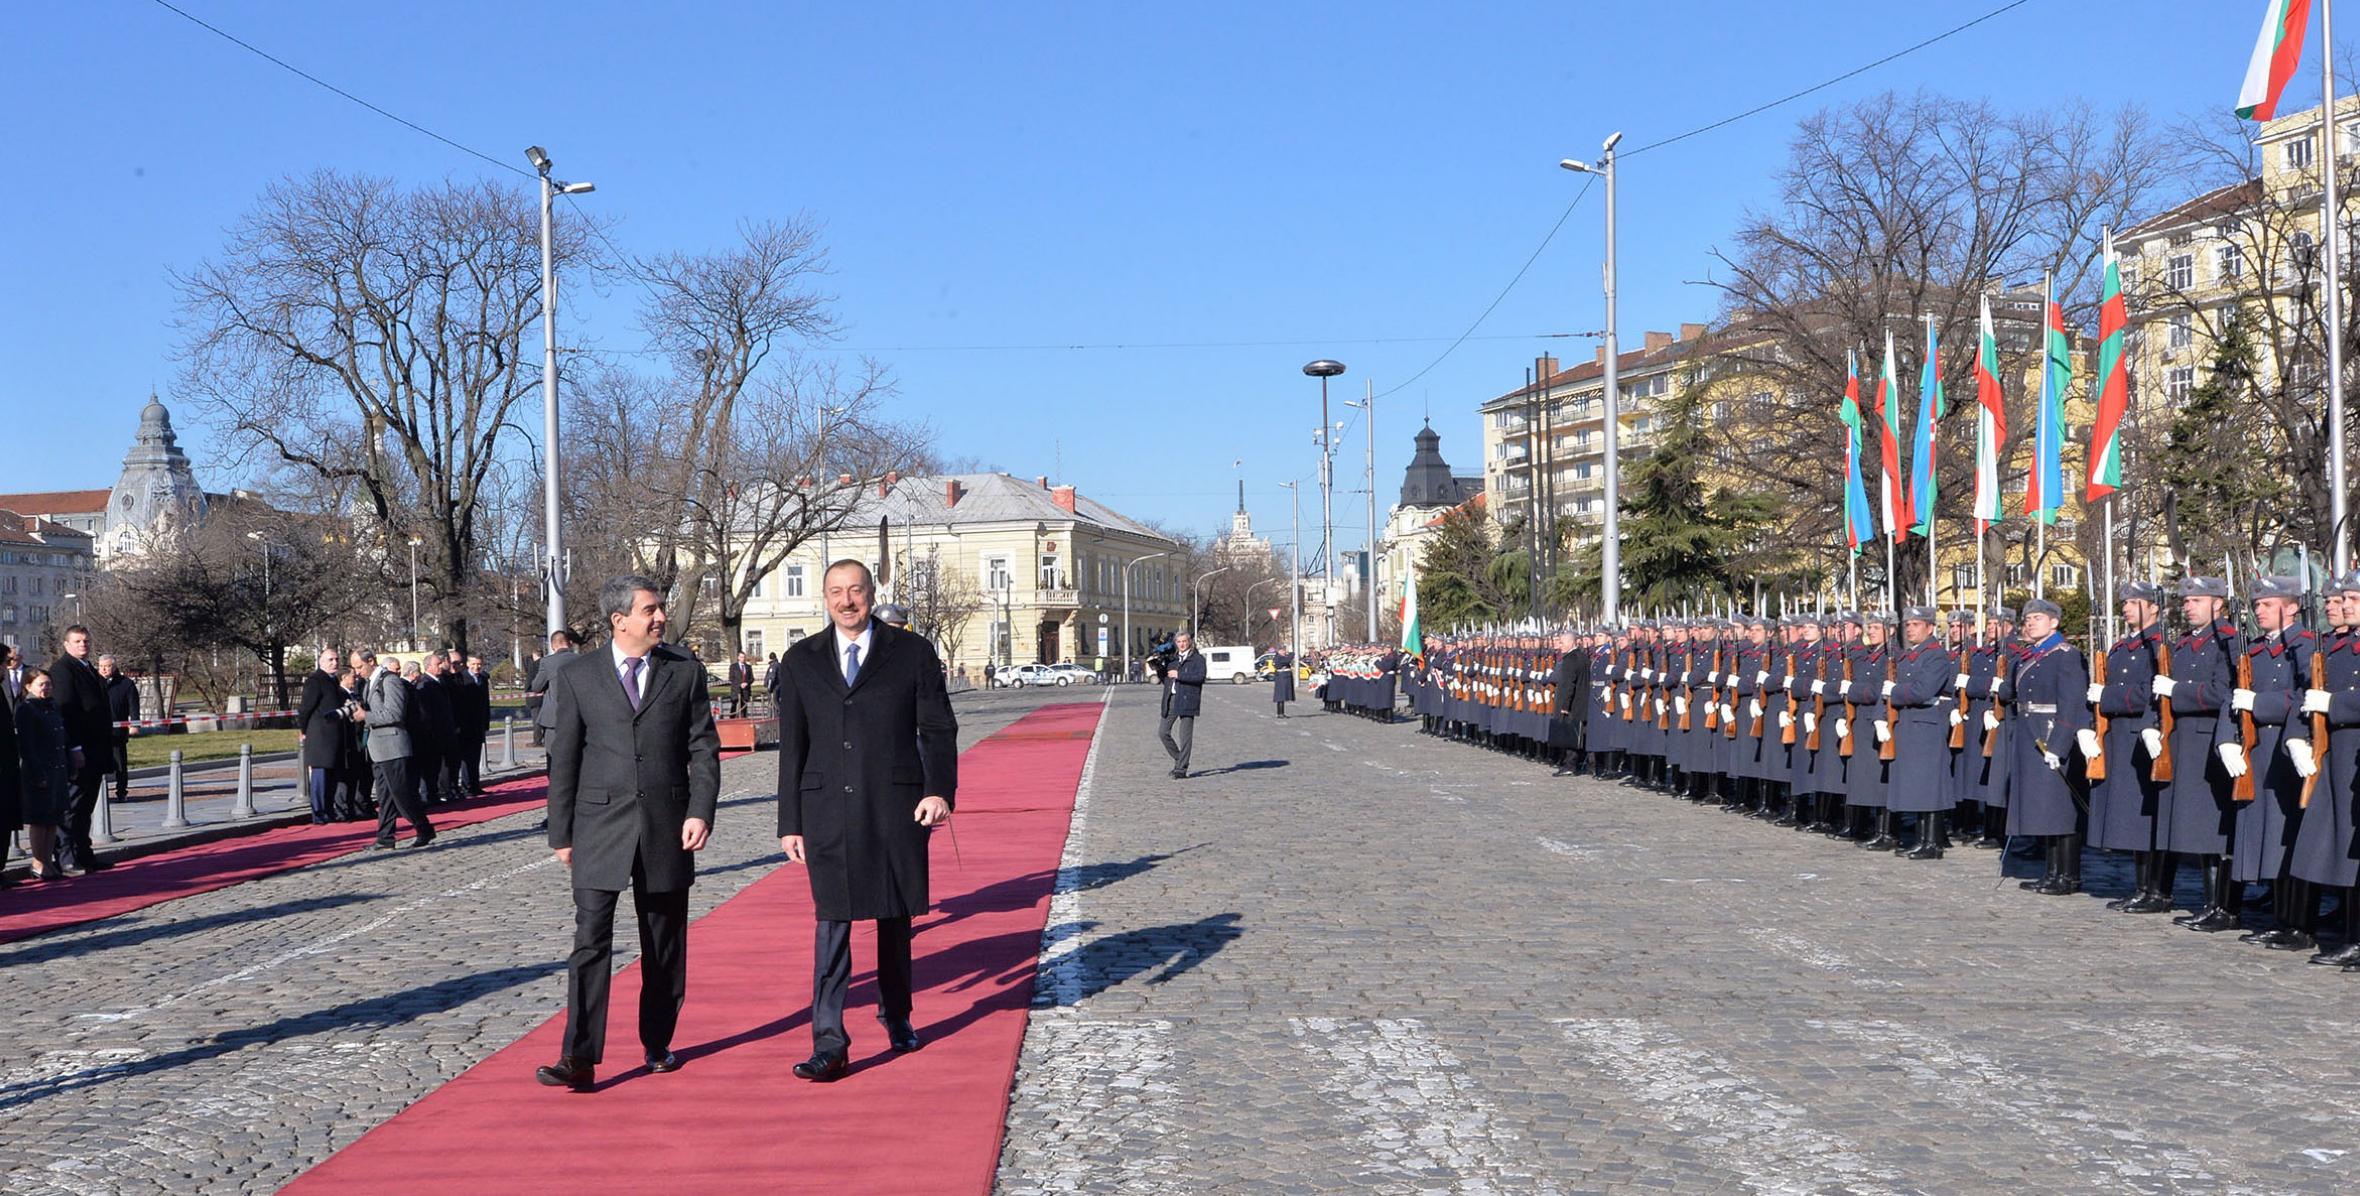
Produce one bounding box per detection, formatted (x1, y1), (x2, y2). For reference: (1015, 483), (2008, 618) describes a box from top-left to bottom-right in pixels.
(622, 656), (644, 711)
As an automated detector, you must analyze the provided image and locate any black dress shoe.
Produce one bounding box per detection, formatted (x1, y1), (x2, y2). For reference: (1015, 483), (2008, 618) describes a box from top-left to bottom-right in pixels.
(2310, 942), (2360, 966)
(535, 1057), (595, 1090)
(2182, 907), (2240, 932)
(881, 1017), (921, 1053)
(371, 841), (399, 851)
(1902, 842), (1944, 861)
(2236, 927), (2275, 944)
(81, 856), (113, 872)
(2267, 931), (2318, 952)
(793, 1052), (849, 1082)
(412, 831), (437, 849)
(1169, 770), (1186, 780)
(2120, 893), (2175, 914)
(644, 1051), (681, 1073)
(2034, 876), (2081, 896)
(2104, 893), (2137, 911)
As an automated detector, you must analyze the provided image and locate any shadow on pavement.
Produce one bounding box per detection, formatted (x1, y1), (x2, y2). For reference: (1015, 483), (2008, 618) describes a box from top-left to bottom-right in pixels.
(1191, 760), (1289, 775)
(0, 892), (383, 968)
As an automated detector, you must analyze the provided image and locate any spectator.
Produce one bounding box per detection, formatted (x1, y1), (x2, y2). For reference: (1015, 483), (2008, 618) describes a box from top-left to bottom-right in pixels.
(0, 652), (18, 889)
(298, 644), (345, 825)
(339, 658), (374, 820)
(410, 656), (457, 805)
(1, 643), (22, 709)
(47, 625), (113, 873)
(362, 652), (434, 848)
(982, 661), (997, 689)
(461, 653), (492, 795)
(14, 669), (72, 882)
(729, 651), (754, 717)
(763, 651), (782, 707)
(97, 655), (138, 802)
(527, 629), (576, 747)
(522, 651), (544, 743)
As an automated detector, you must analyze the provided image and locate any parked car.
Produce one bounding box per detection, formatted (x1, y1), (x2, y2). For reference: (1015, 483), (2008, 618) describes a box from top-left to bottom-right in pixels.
(994, 662), (1058, 688)
(1043, 662), (1100, 685)
(1255, 652), (1313, 681)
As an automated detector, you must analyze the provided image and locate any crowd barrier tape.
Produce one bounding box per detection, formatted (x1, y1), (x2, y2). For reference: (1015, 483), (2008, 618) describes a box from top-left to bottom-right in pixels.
(112, 709), (299, 731)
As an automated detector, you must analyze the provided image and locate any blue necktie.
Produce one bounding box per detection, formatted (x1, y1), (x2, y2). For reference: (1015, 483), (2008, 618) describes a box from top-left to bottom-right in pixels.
(844, 643), (861, 687)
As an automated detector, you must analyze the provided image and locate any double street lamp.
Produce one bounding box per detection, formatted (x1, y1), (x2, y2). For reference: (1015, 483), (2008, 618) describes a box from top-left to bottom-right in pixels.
(1561, 132), (1623, 624)
(1303, 359), (1345, 647)
(528, 145), (594, 639)
(1120, 549), (1171, 680)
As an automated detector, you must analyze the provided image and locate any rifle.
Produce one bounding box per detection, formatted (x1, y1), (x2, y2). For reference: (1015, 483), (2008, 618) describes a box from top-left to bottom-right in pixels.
(1726, 645), (1745, 741)
(1750, 644), (1772, 739)
(1679, 644), (1698, 731)
(1983, 650), (2009, 759)
(1839, 652), (1859, 757)
(1949, 636), (1971, 750)
(2087, 646), (2109, 783)
(1877, 647), (1899, 763)
(1806, 645), (1828, 751)
(1703, 643), (1723, 730)
(2302, 645), (2327, 809)
(1657, 646), (1674, 730)
(2233, 648), (2258, 802)
(1780, 650), (1801, 746)
(2152, 636), (2176, 783)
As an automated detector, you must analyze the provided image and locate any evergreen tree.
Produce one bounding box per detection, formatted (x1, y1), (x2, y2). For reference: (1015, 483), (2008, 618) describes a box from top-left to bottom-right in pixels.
(2160, 313), (2287, 563)
(1416, 503), (1511, 630)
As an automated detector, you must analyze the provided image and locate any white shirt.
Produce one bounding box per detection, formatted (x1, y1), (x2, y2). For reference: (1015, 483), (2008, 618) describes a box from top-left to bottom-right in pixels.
(610, 642), (654, 704)
(835, 622), (875, 682)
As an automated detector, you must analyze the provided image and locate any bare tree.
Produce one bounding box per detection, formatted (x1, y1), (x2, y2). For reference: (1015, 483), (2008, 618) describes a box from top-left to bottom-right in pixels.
(900, 547), (983, 665)
(175, 172), (594, 654)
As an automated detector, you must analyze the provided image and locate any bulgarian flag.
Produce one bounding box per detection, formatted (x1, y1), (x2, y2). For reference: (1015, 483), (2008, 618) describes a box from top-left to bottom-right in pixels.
(1839, 349), (1877, 551)
(2238, 0), (2312, 121)
(1971, 295), (2008, 533)
(1399, 557), (1423, 657)
(2024, 273), (2071, 525)
(1910, 315), (1944, 538)
(1877, 328), (1912, 542)
(2087, 231), (2130, 502)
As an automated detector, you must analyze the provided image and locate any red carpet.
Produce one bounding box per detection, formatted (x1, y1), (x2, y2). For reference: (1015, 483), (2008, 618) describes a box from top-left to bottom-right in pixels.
(0, 753), (748, 946)
(280, 701), (1102, 1196)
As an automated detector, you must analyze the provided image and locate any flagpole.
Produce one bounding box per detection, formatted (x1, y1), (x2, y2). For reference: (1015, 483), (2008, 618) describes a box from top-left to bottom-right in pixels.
(2104, 497), (2117, 645)
(1925, 311), (1940, 610)
(2324, 0), (2351, 572)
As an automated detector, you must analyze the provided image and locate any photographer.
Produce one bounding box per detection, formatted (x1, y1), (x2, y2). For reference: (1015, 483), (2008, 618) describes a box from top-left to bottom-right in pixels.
(1157, 631), (1207, 780)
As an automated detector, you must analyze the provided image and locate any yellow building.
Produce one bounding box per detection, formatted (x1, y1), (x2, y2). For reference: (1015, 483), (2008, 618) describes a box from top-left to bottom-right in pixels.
(721, 472), (1187, 678)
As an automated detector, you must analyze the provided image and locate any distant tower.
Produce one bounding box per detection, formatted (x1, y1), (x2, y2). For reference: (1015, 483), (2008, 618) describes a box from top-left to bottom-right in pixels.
(1397, 421), (1467, 509)
(103, 395), (207, 558)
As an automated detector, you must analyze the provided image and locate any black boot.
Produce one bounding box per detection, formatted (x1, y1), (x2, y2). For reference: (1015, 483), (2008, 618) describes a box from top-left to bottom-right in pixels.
(1975, 806), (2007, 848)
(1861, 809), (1899, 851)
(2033, 834), (2081, 895)
(2183, 858), (2241, 931)
(1903, 811), (1945, 860)
(2123, 851), (2177, 914)
(1773, 789), (1806, 827)
(2315, 889), (2360, 965)
(2107, 852), (2151, 911)
(2266, 878), (2320, 951)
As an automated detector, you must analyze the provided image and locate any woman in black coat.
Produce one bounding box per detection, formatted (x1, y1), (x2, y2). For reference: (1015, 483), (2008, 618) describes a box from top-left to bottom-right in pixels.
(16, 669), (73, 881)
(0, 662), (18, 888)
(1270, 648), (1296, 717)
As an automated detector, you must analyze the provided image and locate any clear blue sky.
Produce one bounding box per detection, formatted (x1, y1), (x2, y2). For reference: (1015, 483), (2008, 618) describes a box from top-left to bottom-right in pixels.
(0, 0), (2289, 557)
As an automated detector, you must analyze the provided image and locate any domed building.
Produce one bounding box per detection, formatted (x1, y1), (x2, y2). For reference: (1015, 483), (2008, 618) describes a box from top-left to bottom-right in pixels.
(0, 394), (213, 564)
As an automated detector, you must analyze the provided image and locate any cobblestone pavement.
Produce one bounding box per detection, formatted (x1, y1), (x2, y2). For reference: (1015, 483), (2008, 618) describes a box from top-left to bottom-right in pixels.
(998, 685), (2360, 1195)
(0, 687), (1064, 1196)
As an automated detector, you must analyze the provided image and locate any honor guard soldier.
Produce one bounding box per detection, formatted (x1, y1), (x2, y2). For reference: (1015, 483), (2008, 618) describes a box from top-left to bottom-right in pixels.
(2290, 573), (2360, 966)
(1887, 605), (1956, 858)
(2159, 576), (2243, 931)
(1802, 612), (1862, 834)
(1838, 612), (1894, 847)
(1959, 607), (2016, 847)
(1781, 613), (1831, 827)
(2007, 598), (2089, 894)
(2227, 575), (2320, 949)
(1732, 616), (1774, 811)
(2090, 582), (2173, 913)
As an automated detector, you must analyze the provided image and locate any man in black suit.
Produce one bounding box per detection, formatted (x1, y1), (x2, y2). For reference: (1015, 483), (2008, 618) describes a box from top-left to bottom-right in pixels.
(776, 560), (958, 1082)
(98, 655), (138, 800)
(528, 630), (576, 747)
(728, 652), (754, 716)
(297, 644), (347, 824)
(1549, 630), (1592, 776)
(1158, 631), (1207, 779)
(462, 653), (493, 793)
(410, 657), (458, 804)
(47, 626), (113, 872)
(537, 575), (721, 1092)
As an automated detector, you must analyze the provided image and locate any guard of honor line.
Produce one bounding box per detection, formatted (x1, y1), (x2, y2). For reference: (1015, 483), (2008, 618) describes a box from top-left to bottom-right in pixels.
(1357, 572), (2360, 964)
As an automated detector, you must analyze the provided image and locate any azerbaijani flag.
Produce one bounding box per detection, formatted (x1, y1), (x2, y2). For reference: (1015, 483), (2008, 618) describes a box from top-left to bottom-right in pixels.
(1839, 349), (1877, 551)
(1910, 315), (1943, 538)
(2024, 273), (2071, 525)
(1972, 295), (2008, 532)
(2238, 0), (2313, 121)
(1399, 557), (1423, 657)
(1878, 328), (1911, 542)
(2087, 232), (2130, 502)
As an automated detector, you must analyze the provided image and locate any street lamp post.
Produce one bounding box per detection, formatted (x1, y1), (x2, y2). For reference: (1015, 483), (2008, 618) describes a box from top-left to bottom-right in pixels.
(407, 535), (423, 649)
(1121, 550), (1171, 681)
(1561, 132), (1623, 624)
(1303, 360), (1346, 647)
(1344, 383), (1377, 640)
(1276, 480), (1302, 655)
(528, 145), (594, 639)
(1191, 565), (1234, 643)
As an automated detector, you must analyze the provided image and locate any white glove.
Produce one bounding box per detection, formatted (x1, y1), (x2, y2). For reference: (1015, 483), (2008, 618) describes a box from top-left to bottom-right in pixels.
(2303, 689), (2333, 715)
(1619, 694), (1632, 712)
(2077, 728), (2102, 760)
(2152, 675), (2176, 699)
(1834, 717), (1851, 741)
(2043, 750), (2064, 772)
(1881, 680), (1897, 699)
(1720, 703), (1735, 724)
(2141, 727), (2163, 759)
(2288, 737), (2317, 778)
(1778, 710), (1794, 729)
(1653, 698), (1666, 716)
(1640, 668), (1654, 681)
(2229, 688), (2255, 713)
(1873, 719), (1891, 743)
(1982, 710), (2001, 732)
(1755, 670), (1771, 685)
(1803, 712), (1819, 736)
(1811, 680), (1827, 696)
(1674, 696), (1688, 716)
(2087, 682), (2105, 704)
(2218, 741), (2248, 778)
(1949, 708), (1964, 727)
(1955, 672), (1971, 691)
(1748, 698), (1763, 719)
(1709, 672), (1723, 685)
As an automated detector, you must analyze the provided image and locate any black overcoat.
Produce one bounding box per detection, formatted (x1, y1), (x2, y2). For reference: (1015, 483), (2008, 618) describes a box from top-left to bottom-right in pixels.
(46, 653), (109, 753)
(544, 644), (723, 893)
(775, 622), (961, 921)
(1162, 651), (1207, 718)
(1270, 653), (1296, 703)
(298, 668), (347, 768)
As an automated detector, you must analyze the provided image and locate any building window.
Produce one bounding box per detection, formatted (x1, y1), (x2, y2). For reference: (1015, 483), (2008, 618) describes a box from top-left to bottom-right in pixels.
(2168, 313), (2192, 350)
(2166, 254), (2193, 291)
(744, 630), (764, 660)
(987, 555), (1012, 592)
(2219, 242), (2245, 281)
(749, 572), (765, 599)
(2166, 366), (2194, 402)
(2005, 564), (2029, 587)
(786, 627), (806, 642)
(2294, 230), (2318, 276)
(2051, 563), (2078, 589)
(1038, 553), (1060, 589)
(784, 564), (805, 598)
(2290, 136), (2316, 171)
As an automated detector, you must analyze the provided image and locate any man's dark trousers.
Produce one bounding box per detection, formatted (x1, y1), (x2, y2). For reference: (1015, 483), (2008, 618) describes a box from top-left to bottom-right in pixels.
(811, 916), (912, 1057)
(1159, 712), (1195, 773)
(565, 861), (689, 1064)
(110, 732), (130, 799)
(372, 756), (433, 844)
(63, 761), (107, 864)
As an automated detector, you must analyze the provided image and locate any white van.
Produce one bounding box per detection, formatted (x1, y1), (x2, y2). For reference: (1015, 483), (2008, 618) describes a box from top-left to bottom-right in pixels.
(1200, 645), (1259, 684)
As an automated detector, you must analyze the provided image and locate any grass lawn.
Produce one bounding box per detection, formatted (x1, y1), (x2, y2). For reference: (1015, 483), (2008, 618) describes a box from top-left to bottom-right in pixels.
(126, 727), (304, 769)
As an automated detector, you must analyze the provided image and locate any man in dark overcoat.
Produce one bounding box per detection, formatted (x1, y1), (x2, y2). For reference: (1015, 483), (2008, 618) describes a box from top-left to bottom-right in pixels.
(1270, 644), (1296, 718)
(2159, 577), (2242, 930)
(47, 626), (113, 872)
(2007, 598), (2090, 895)
(776, 560), (958, 1081)
(1159, 631), (1207, 778)
(1886, 606), (1957, 858)
(536, 575), (721, 1091)
(297, 644), (347, 824)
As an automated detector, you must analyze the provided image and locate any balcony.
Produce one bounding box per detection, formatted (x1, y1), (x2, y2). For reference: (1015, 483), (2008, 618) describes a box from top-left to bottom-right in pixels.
(1037, 588), (1081, 609)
